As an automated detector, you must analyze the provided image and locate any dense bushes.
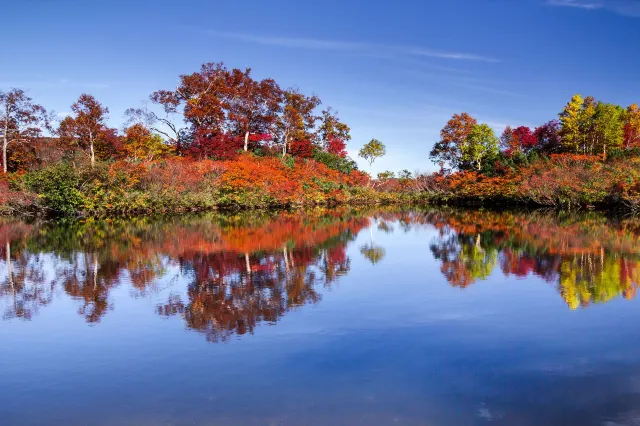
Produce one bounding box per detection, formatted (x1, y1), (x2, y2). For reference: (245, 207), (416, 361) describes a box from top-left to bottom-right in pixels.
(22, 163), (84, 215)
(312, 149), (359, 174)
(396, 154), (640, 209)
(9, 154), (383, 216)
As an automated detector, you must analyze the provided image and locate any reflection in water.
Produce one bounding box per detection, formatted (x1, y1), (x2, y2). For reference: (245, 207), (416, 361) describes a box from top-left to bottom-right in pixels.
(425, 209), (640, 309)
(4, 208), (640, 338)
(1, 211), (367, 340)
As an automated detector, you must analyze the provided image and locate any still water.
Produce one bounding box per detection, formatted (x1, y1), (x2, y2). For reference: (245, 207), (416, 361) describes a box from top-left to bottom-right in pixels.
(2, 208), (640, 425)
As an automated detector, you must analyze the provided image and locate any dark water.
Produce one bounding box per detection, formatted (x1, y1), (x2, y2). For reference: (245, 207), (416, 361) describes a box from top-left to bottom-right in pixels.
(3, 208), (640, 425)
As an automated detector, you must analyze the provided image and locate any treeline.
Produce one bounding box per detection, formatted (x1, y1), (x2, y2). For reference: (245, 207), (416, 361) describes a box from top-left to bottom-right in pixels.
(5, 60), (640, 215)
(428, 95), (640, 173)
(370, 94), (640, 209)
(0, 63), (403, 216)
(0, 62), (361, 174)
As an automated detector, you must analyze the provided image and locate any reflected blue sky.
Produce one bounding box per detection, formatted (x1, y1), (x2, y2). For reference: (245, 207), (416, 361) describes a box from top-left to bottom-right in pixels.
(2, 210), (640, 425)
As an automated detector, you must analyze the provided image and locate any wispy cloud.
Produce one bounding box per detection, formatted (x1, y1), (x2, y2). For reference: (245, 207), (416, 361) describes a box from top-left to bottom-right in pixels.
(400, 47), (499, 62)
(214, 32), (366, 50)
(452, 82), (529, 98)
(547, 0), (640, 17)
(193, 29), (500, 63)
(548, 0), (603, 9)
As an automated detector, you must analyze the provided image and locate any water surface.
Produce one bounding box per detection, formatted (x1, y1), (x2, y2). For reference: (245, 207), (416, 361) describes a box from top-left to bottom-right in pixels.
(2, 208), (640, 425)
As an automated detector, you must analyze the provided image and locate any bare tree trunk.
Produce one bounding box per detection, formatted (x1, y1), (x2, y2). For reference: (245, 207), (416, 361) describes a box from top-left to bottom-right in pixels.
(90, 140), (95, 168)
(2, 107), (8, 173)
(244, 131), (249, 152)
(2, 138), (6, 174)
(245, 252), (251, 275)
(283, 245), (289, 271)
(93, 255), (98, 290)
(6, 241), (13, 292)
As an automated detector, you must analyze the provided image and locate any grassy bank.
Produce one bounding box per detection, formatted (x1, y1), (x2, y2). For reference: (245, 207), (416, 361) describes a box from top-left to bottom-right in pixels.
(421, 153), (640, 210)
(4, 152), (640, 218)
(0, 154), (426, 217)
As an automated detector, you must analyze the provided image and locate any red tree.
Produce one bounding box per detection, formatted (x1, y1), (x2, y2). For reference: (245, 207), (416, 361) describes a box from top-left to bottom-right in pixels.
(187, 131), (243, 160)
(58, 94), (115, 167)
(326, 135), (347, 157)
(289, 140), (313, 158)
(501, 126), (536, 155)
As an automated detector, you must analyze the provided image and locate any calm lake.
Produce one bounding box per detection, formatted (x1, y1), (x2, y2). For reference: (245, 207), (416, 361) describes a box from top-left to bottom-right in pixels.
(2, 208), (640, 425)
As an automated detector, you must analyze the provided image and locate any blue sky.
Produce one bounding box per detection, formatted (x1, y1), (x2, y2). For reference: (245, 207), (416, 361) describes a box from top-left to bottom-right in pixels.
(3, 0), (640, 173)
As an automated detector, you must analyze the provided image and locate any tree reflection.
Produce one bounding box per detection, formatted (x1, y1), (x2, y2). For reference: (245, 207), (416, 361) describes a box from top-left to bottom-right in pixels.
(0, 211), (366, 340)
(5, 208), (640, 338)
(423, 209), (640, 309)
(360, 217), (386, 265)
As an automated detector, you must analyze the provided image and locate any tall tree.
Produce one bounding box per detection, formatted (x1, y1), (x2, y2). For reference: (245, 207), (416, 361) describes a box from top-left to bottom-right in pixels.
(276, 89), (320, 157)
(461, 124), (499, 170)
(151, 62), (230, 135)
(559, 94), (585, 153)
(0, 89), (48, 173)
(580, 96), (598, 154)
(430, 112), (477, 171)
(317, 107), (351, 147)
(624, 104), (640, 149)
(499, 126), (514, 154)
(58, 94), (111, 167)
(228, 71), (282, 151)
(500, 126), (536, 155)
(358, 138), (386, 171)
(592, 102), (624, 158)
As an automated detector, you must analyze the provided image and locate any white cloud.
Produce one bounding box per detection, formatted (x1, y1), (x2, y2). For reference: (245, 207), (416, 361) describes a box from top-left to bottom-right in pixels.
(548, 0), (640, 17)
(194, 29), (500, 63)
(452, 83), (527, 98)
(548, 0), (603, 9)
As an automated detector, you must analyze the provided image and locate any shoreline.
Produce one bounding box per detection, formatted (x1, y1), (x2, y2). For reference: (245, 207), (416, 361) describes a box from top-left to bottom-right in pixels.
(2, 194), (636, 221)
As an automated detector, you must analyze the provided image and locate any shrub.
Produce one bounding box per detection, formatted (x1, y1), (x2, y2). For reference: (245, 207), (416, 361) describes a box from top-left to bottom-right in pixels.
(312, 149), (358, 174)
(23, 163), (84, 215)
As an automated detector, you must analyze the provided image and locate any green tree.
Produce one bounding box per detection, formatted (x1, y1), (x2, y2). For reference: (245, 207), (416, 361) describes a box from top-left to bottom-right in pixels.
(360, 244), (385, 264)
(358, 138), (386, 171)
(592, 103), (624, 158)
(376, 170), (395, 181)
(461, 124), (499, 170)
(559, 94), (585, 153)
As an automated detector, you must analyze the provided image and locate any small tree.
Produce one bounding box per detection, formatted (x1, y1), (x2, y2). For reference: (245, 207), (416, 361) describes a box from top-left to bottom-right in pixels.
(0, 89), (48, 173)
(429, 112), (477, 171)
(358, 138), (386, 171)
(377, 170), (395, 181)
(461, 124), (499, 170)
(123, 123), (173, 162)
(58, 94), (111, 168)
